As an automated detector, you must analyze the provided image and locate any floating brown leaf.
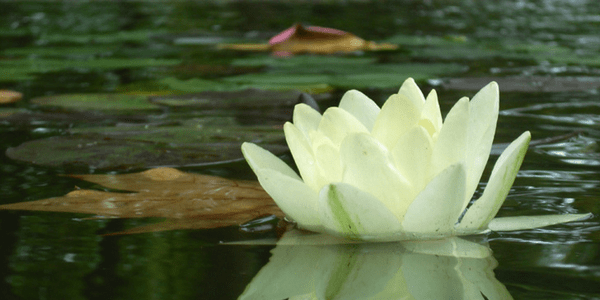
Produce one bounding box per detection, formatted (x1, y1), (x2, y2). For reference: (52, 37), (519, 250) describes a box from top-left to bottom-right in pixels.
(218, 23), (398, 56)
(0, 167), (284, 234)
(0, 90), (23, 104)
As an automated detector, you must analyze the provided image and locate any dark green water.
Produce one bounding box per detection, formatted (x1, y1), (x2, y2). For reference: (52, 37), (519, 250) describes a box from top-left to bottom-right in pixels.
(0, 1), (599, 299)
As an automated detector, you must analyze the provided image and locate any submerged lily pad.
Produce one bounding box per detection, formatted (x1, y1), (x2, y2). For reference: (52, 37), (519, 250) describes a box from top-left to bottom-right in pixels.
(30, 94), (161, 112)
(6, 123), (287, 170)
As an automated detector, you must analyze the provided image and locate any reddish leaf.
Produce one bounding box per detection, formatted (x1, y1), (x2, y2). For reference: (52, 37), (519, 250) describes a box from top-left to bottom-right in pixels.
(218, 23), (398, 56)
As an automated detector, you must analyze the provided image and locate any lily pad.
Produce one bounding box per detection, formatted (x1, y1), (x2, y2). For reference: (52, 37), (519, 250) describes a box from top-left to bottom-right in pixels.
(441, 76), (600, 92)
(0, 57), (181, 82)
(6, 123), (287, 170)
(225, 63), (466, 89)
(30, 94), (161, 112)
(149, 88), (306, 108)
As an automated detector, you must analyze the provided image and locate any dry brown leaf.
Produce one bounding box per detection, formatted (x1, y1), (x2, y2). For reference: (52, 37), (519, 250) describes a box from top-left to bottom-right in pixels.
(0, 90), (23, 104)
(0, 167), (285, 234)
(218, 23), (397, 56)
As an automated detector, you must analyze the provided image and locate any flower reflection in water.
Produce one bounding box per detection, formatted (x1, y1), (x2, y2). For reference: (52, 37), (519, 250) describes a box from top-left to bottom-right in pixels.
(238, 230), (512, 300)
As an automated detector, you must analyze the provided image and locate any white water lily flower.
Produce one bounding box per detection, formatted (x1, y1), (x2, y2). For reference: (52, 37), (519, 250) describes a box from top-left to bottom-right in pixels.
(242, 78), (591, 241)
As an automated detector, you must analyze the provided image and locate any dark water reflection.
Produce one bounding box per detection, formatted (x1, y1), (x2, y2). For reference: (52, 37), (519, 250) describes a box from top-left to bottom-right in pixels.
(1, 1), (600, 299)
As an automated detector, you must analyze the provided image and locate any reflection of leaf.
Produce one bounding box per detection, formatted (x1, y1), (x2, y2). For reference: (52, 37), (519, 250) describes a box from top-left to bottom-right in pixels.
(218, 23), (397, 56)
(0, 168), (284, 235)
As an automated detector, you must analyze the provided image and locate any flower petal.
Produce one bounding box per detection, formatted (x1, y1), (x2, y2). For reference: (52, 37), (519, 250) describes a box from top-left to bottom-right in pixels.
(457, 131), (531, 231)
(284, 122), (324, 191)
(254, 168), (322, 231)
(241, 142), (300, 180)
(371, 93), (424, 150)
(419, 89), (443, 138)
(430, 97), (469, 208)
(318, 183), (402, 239)
(488, 213), (593, 231)
(293, 103), (322, 139)
(314, 141), (342, 183)
(465, 82), (499, 209)
(402, 163), (466, 234)
(391, 126), (433, 193)
(339, 133), (412, 218)
(338, 89), (380, 131)
(398, 77), (426, 104)
(317, 107), (369, 146)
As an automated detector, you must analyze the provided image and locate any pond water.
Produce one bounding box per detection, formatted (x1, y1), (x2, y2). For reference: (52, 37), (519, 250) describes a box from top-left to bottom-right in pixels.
(0, 1), (599, 299)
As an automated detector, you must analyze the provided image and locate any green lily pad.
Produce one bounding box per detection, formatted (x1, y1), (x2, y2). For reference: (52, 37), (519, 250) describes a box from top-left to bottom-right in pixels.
(3, 45), (118, 57)
(441, 76), (600, 92)
(41, 30), (168, 44)
(231, 55), (377, 69)
(6, 123), (287, 170)
(30, 94), (161, 112)
(224, 63), (465, 89)
(0, 57), (181, 82)
(149, 88), (306, 108)
(384, 34), (469, 47)
(158, 77), (239, 93)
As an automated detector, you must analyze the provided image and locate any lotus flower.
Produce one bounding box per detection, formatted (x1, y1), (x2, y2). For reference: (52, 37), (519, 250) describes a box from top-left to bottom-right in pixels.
(242, 78), (590, 241)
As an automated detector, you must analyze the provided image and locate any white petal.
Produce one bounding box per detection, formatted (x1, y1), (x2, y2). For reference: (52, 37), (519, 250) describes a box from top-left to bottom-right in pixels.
(317, 107), (369, 146)
(254, 168), (322, 231)
(318, 183), (402, 239)
(338, 89), (380, 131)
(391, 126), (434, 193)
(419, 89), (443, 137)
(402, 163), (466, 234)
(457, 131), (531, 231)
(284, 122), (324, 191)
(241, 142), (300, 180)
(465, 82), (499, 209)
(371, 92), (424, 150)
(293, 103), (322, 139)
(431, 97), (469, 208)
(314, 142), (342, 183)
(398, 77), (426, 104)
(488, 213), (592, 232)
(339, 133), (413, 218)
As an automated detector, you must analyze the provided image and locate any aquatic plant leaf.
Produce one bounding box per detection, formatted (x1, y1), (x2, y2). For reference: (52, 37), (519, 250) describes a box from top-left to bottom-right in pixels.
(6, 124), (287, 169)
(0, 90), (23, 104)
(149, 88), (306, 108)
(0, 168), (285, 234)
(31, 94), (161, 112)
(0, 57), (180, 74)
(442, 76), (600, 92)
(224, 63), (465, 89)
(219, 23), (397, 56)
